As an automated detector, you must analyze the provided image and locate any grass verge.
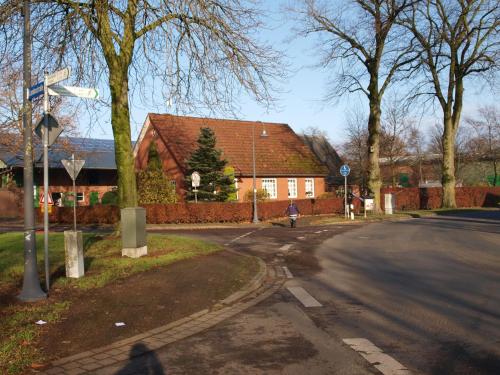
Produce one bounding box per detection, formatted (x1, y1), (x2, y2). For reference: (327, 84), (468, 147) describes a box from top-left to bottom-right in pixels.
(0, 232), (222, 374)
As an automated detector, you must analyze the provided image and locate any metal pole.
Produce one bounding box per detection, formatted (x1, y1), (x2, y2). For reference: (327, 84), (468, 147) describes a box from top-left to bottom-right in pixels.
(344, 176), (347, 219)
(252, 122), (258, 224)
(72, 154), (76, 232)
(43, 71), (50, 292)
(19, 0), (46, 301)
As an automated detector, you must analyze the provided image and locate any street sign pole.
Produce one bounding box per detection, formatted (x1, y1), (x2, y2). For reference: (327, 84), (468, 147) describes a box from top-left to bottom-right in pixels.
(344, 175), (347, 219)
(72, 154), (77, 231)
(19, 0), (46, 302)
(43, 71), (50, 292)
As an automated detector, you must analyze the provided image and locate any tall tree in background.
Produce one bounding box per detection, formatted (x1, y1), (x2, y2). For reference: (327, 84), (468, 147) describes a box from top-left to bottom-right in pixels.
(295, 0), (419, 211)
(466, 105), (499, 186)
(185, 127), (236, 202)
(403, 0), (499, 207)
(0, 1), (281, 209)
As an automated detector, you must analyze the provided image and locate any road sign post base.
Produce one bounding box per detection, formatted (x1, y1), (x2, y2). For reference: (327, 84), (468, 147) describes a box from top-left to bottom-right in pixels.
(121, 207), (147, 258)
(64, 230), (84, 278)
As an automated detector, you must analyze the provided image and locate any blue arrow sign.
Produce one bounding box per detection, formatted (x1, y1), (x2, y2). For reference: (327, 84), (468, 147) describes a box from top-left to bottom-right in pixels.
(28, 81), (44, 101)
(340, 164), (350, 177)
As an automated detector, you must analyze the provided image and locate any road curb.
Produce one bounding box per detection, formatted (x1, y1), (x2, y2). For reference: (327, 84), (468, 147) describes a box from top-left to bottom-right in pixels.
(44, 260), (284, 374)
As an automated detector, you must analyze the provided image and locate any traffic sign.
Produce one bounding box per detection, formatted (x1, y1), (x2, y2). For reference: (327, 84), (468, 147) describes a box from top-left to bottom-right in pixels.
(340, 164), (350, 177)
(39, 192), (54, 205)
(48, 85), (99, 99)
(191, 171), (200, 187)
(35, 113), (63, 146)
(29, 82), (44, 101)
(46, 67), (71, 86)
(62, 159), (85, 180)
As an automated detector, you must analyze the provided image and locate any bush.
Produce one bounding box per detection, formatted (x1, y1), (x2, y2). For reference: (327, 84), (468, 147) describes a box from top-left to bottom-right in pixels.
(101, 191), (119, 206)
(89, 191), (99, 206)
(244, 188), (269, 202)
(62, 192), (75, 207)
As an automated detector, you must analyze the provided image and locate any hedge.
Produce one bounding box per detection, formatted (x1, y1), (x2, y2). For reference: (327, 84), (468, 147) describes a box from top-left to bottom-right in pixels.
(36, 187), (499, 224)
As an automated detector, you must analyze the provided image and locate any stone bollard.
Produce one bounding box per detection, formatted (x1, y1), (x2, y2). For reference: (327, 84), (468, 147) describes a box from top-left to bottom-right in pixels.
(121, 207), (148, 258)
(64, 230), (84, 278)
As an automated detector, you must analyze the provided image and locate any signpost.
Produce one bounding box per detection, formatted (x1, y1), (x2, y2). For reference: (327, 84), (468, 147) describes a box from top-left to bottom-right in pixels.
(61, 155), (85, 231)
(340, 164), (350, 219)
(28, 66), (98, 292)
(191, 171), (200, 203)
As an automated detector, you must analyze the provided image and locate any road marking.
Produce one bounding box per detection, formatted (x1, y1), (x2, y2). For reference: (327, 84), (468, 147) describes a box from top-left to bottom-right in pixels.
(280, 244), (293, 251)
(282, 266), (293, 278)
(297, 236), (306, 240)
(224, 231), (255, 245)
(315, 230), (322, 234)
(343, 338), (411, 375)
(287, 286), (322, 307)
(323, 229), (328, 232)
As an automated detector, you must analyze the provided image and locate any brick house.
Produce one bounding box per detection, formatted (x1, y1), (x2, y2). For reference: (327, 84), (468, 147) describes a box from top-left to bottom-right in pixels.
(134, 114), (329, 201)
(0, 137), (117, 207)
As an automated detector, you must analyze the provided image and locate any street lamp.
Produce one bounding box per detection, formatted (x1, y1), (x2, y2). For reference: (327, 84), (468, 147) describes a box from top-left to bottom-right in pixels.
(252, 122), (268, 224)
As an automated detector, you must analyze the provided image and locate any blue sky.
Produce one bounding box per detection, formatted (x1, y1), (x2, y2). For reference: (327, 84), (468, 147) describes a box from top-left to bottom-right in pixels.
(76, 1), (497, 146)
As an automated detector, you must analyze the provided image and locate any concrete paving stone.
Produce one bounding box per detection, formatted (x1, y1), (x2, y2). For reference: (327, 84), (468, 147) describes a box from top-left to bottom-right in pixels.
(113, 353), (130, 362)
(44, 367), (64, 374)
(103, 348), (125, 356)
(61, 361), (82, 370)
(77, 357), (98, 365)
(64, 367), (86, 375)
(81, 362), (103, 371)
(188, 309), (209, 319)
(97, 357), (119, 367)
(146, 325), (169, 335)
(52, 350), (96, 366)
(92, 353), (110, 360)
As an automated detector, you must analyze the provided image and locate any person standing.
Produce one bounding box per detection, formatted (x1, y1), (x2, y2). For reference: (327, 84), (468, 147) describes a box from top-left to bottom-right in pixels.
(285, 200), (300, 228)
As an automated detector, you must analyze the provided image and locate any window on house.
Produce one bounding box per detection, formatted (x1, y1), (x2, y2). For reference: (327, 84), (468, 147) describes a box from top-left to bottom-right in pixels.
(305, 178), (315, 198)
(235, 180), (239, 200)
(261, 178), (277, 199)
(288, 178), (297, 198)
(77, 192), (84, 202)
(170, 180), (176, 188)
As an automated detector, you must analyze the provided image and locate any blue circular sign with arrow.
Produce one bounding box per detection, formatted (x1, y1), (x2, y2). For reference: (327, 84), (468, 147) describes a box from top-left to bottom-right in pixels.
(340, 164), (350, 177)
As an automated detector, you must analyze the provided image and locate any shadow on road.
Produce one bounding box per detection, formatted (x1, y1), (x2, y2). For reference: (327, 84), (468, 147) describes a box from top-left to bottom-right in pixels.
(115, 343), (166, 375)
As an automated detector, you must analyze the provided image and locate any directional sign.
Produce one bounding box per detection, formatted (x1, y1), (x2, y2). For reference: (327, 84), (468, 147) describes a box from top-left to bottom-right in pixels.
(48, 85), (99, 99)
(191, 171), (201, 188)
(62, 159), (85, 181)
(46, 67), (71, 86)
(35, 113), (63, 147)
(340, 164), (351, 177)
(29, 81), (44, 101)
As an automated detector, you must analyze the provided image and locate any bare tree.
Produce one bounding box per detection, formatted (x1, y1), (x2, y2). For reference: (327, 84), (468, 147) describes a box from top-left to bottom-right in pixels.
(402, 0), (499, 207)
(380, 97), (412, 186)
(407, 121), (427, 185)
(338, 107), (369, 192)
(466, 105), (500, 186)
(294, 0), (419, 211)
(1, 1), (282, 209)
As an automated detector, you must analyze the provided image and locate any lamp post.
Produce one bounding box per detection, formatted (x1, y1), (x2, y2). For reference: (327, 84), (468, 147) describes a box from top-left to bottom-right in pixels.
(252, 122), (267, 224)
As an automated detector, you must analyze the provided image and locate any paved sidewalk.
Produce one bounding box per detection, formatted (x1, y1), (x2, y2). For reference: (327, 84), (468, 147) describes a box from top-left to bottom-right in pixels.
(42, 262), (286, 374)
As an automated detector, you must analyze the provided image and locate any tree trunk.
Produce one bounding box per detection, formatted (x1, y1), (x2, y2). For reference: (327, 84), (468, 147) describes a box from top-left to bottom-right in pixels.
(109, 69), (137, 208)
(367, 96), (382, 212)
(441, 115), (456, 208)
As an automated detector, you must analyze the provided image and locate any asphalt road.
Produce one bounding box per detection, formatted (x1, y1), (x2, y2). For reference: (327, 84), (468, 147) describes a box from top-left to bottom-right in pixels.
(98, 211), (500, 374)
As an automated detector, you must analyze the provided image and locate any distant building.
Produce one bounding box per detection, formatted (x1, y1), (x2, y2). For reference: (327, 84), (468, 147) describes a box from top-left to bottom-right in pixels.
(134, 114), (329, 201)
(0, 137), (117, 206)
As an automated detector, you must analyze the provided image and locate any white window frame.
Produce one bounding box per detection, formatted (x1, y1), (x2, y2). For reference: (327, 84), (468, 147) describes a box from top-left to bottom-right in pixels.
(305, 178), (315, 198)
(261, 178), (277, 199)
(76, 192), (85, 202)
(288, 178), (297, 198)
(235, 180), (239, 200)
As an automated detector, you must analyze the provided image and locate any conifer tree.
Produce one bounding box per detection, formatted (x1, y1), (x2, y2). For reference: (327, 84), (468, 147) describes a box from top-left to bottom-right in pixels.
(137, 142), (177, 204)
(185, 128), (236, 202)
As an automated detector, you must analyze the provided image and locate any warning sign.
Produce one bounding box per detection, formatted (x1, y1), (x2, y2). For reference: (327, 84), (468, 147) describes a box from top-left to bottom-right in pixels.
(39, 193), (54, 205)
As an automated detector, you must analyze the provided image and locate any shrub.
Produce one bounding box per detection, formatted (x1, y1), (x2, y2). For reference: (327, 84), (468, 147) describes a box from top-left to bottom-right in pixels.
(62, 192), (75, 207)
(89, 191), (99, 206)
(244, 188), (269, 202)
(101, 191), (119, 206)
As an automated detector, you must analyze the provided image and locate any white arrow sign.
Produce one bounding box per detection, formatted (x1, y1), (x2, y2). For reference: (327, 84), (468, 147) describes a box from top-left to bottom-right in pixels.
(46, 67), (71, 86)
(48, 85), (99, 99)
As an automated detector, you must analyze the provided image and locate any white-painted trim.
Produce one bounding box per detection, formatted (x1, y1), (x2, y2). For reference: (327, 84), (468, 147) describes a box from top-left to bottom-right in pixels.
(287, 178), (297, 198)
(133, 114), (152, 157)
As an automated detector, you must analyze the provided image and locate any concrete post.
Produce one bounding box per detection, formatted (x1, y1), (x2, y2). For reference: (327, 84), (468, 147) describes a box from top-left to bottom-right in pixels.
(64, 230), (84, 278)
(121, 207), (147, 258)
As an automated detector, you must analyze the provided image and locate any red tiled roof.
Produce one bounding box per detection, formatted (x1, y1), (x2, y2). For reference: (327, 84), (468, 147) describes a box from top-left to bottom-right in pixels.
(148, 114), (328, 176)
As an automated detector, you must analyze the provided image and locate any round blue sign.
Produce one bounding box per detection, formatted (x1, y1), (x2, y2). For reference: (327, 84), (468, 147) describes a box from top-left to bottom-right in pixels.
(340, 164), (350, 177)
